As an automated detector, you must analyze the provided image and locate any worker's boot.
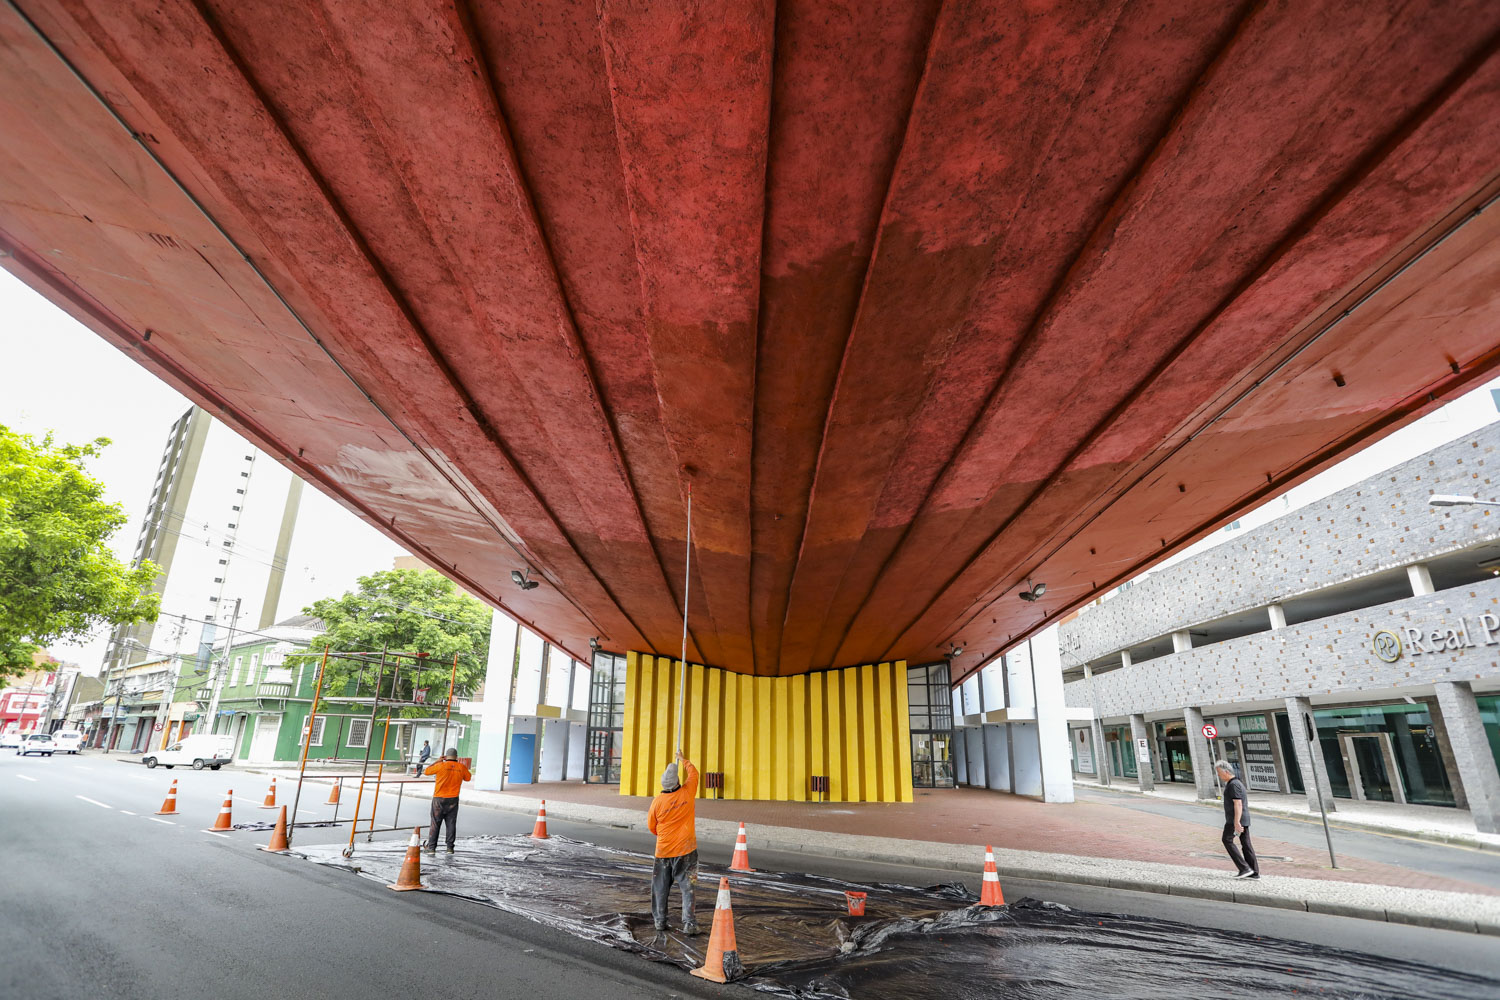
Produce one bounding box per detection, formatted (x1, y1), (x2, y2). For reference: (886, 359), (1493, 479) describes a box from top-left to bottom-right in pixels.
(683, 921), (701, 936)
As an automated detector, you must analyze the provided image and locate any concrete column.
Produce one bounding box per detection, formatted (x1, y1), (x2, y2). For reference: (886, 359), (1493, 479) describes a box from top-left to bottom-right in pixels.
(1171, 631), (1193, 654)
(1182, 706), (1217, 800)
(964, 727), (986, 786)
(1029, 626), (1075, 803)
(1433, 681), (1500, 834)
(1120, 649), (1132, 669)
(1267, 603), (1287, 630)
(982, 724), (1011, 791)
(473, 608), (519, 791)
(953, 726), (968, 782)
(1407, 563), (1436, 596)
(1084, 665), (1110, 786)
(1129, 713), (1155, 792)
(1283, 696), (1336, 813)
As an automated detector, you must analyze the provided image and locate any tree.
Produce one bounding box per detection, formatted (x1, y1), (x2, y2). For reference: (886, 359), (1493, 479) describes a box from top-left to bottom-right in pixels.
(0, 426), (160, 679)
(296, 568), (491, 713)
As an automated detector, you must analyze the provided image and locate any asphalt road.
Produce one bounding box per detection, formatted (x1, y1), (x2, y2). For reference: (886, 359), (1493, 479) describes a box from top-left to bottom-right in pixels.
(1072, 784), (1500, 890)
(5, 751), (1498, 1000)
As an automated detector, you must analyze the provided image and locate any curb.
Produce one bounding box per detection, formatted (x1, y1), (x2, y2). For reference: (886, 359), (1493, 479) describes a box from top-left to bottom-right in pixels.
(1076, 781), (1500, 854)
(455, 790), (1500, 937)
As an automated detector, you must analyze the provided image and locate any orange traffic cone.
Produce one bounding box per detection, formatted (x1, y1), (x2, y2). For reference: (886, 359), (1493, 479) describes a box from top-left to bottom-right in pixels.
(205, 790), (233, 832)
(729, 821), (754, 872)
(326, 780), (341, 805)
(530, 800), (549, 839)
(388, 827), (425, 891)
(690, 877), (744, 983)
(260, 777), (277, 809)
(979, 845), (1005, 906)
(259, 805), (290, 853)
(156, 779), (179, 816)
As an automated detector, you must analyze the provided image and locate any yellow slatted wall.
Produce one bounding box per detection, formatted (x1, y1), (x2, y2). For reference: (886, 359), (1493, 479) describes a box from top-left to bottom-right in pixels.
(618, 655), (914, 802)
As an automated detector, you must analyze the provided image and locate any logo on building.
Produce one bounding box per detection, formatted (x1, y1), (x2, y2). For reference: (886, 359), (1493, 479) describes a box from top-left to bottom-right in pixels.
(1372, 629), (1402, 663)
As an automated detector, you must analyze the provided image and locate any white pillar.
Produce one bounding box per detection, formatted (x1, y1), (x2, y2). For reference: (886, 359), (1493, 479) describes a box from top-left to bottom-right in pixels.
(1029, 626), (1075, 803)
(1171, 631), (1193, 654)
(1407, 563), (1435, 596)
(1084, 664), (1110, 786)
(473, 608), (518, 792)
(1267, 603), (1287, 630)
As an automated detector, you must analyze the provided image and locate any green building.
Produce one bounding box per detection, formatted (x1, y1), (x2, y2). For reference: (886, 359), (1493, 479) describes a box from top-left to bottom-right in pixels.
(201, 616), (479, 768)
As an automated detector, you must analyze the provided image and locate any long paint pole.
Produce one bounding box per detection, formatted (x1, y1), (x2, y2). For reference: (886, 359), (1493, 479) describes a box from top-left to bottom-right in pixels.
(675, 482), (693, 752)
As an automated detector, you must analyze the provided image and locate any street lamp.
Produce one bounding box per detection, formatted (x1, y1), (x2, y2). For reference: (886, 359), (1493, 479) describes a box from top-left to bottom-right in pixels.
(1428, 494), (1500, 507)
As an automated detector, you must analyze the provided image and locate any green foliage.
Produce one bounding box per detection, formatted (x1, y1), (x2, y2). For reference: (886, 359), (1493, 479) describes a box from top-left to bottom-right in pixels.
(0, 426), (160, 679)
(296, 569), (491, 716)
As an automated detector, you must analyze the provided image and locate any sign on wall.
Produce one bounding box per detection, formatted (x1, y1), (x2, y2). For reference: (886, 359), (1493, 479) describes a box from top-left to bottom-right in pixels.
(1074, 728), (1094, 774)
(1135, 737), (1151, 763)
(1238, 714), (1280, 791)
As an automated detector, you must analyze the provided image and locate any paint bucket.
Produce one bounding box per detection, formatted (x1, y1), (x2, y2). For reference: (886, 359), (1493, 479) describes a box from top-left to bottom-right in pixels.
(844, 891), (867, 916)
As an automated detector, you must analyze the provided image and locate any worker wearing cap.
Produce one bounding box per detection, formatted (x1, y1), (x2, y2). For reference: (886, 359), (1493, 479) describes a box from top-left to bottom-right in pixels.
(647, 749), (699, 934)
(423, 747), (472, 854)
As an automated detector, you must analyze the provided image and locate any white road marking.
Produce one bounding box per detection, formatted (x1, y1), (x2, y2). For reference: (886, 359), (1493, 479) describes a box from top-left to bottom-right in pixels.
(120, 810), (137, 816)
(203, 831), (231, 839)
(76, 795), (112, 809)
(16, 774), (37, 782)
(147, 817), (175, 826)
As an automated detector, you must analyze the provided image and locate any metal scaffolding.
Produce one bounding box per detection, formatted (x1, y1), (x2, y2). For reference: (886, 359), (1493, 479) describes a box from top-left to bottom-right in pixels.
(285, 646), (463, 856)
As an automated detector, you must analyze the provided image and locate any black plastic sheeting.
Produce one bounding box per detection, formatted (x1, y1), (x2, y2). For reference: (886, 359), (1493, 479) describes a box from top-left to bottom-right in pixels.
(292, 834), (1499, 999)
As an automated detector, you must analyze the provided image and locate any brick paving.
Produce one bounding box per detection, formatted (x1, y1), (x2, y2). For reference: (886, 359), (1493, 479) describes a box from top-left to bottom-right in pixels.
(493, 780), (1498, 896)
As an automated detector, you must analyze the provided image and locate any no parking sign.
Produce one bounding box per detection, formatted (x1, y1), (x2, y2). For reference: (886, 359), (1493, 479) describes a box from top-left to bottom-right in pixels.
(1202, 723), (1217, 740)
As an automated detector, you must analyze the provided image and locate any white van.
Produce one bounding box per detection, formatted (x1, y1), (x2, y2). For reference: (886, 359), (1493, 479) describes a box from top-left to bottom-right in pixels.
(52, 731), (85, 754)
(143, 734), (235, 770)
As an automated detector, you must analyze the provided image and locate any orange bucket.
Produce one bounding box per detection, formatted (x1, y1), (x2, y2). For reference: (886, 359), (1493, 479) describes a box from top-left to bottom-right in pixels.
(844, 891), (867, 916)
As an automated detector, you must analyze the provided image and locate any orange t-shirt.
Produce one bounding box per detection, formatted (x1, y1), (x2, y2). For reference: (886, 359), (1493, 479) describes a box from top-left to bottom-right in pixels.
(646, 760), (699, 858)
(424, 759), (472, 798)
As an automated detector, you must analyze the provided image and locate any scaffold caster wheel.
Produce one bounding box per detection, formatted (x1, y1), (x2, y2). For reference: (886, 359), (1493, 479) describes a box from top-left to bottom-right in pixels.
(341, 847), (354, 859)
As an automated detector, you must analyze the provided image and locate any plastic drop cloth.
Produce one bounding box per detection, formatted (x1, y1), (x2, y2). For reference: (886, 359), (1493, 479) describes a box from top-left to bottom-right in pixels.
(292, 834), (1499, 999)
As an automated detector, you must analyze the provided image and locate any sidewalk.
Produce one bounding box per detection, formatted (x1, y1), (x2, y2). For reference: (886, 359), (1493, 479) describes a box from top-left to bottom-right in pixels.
(1075, 777), (1500, 852)
(241, 764), (1500, 935)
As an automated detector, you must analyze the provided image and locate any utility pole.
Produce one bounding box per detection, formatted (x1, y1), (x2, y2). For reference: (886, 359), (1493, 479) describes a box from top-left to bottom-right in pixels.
(203, 598), (242, 736)
(103, 650), (128, 753)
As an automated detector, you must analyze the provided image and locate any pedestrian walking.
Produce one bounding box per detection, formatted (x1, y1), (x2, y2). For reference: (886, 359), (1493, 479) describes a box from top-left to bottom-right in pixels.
(416, 739), (431, 774)
(646, 749), (699, 935)
(1217, 759), (1259, 879)
(423, 748), (472, 854)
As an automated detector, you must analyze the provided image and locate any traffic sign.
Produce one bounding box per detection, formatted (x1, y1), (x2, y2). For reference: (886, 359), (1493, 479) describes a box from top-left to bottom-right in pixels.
(152, 722), (163, 731)
(1202, 723), (1217, 740)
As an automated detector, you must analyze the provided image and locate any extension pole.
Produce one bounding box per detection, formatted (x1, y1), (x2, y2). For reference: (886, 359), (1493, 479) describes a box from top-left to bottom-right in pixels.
(675, 481), (693, 753)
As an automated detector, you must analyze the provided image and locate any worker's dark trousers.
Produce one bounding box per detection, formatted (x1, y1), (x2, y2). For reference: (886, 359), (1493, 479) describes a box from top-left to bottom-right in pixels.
(651, 850), (698, 929)
(1222, 823), (1258, 875)
(427, 796), (459, 850)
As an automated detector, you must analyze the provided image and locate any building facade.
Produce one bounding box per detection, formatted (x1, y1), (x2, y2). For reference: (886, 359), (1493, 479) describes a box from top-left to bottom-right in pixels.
(1059, 429), (1500, 832)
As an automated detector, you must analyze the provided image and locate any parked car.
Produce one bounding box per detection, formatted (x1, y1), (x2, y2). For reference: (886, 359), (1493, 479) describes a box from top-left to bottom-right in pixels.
(18, 733), (58, 756)
(0, 731), (24, 752)
(51, 731), (85, 754)
(142, 734), (235, 770)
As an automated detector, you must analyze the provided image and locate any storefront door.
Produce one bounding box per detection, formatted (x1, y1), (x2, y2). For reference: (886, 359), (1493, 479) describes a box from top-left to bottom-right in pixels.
(1163, 739), (1193, 782)
(248, 714), (281, 762)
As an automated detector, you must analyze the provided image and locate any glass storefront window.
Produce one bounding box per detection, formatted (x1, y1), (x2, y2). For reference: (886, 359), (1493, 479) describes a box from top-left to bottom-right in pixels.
(908, 662), (955, 788)
(1476, 696), (1500, 780)
(1311, 703), (1455, 807)
(585, 652), (626, 783)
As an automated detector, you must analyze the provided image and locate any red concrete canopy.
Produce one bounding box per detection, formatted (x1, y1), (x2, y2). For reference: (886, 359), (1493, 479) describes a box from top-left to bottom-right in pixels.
(3, 1), (1500, 681)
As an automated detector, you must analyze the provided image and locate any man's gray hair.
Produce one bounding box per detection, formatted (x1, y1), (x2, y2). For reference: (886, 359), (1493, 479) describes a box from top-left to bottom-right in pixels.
(1214, 759), (1235, 773)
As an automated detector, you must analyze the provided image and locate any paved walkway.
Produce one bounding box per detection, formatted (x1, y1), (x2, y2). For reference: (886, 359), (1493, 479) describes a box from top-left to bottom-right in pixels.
(1075, 777), (1500, 851)
(239, 763), (1500, 933)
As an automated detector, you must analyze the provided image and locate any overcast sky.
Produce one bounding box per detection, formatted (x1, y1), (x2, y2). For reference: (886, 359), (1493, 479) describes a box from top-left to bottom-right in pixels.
(0, 268), (405, 673)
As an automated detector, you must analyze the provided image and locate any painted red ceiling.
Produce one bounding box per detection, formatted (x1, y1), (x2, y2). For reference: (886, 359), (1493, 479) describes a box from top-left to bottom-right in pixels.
(4, 1), (1500, 680)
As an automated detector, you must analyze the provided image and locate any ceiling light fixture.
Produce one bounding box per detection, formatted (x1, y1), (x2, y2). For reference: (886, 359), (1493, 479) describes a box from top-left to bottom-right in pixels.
(510, 568), (539, 591)
(1018, 579), (1047, 602)
(589, 636), (602, 652)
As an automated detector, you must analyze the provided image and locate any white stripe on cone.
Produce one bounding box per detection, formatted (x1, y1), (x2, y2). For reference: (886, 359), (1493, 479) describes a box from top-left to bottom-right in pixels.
(407, 829), (420, 847)
(983, 870), (1000, 882)
(716, 885), (732, 910)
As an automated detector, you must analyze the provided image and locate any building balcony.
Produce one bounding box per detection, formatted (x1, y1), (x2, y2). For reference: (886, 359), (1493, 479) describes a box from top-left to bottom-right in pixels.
(256, 681), (293, 701)
(262, 667), (293, 685)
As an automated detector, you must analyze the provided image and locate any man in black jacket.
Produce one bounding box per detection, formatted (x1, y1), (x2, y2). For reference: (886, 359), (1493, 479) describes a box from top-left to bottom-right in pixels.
(1217, 759), (1259, 879)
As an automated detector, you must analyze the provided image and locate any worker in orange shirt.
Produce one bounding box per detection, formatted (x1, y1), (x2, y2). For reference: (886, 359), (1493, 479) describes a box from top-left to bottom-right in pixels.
(646, 748), (699, 934)
(423, 747), (472, 853)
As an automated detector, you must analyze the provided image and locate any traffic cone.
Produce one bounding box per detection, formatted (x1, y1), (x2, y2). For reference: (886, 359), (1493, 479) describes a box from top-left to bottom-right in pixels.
(689, 877), (744, 983)
(259, 805), (290, 853)
(155, 779), (179, 816)
(326, 780), (341, 805)
(531, 800), (549, 839)
(205, 790), (233, 832)
(729, 821), (754, 872)
(260, 777), (277, 809)
(979, 845), (1005, 906)
(387, 827), (425, 891)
